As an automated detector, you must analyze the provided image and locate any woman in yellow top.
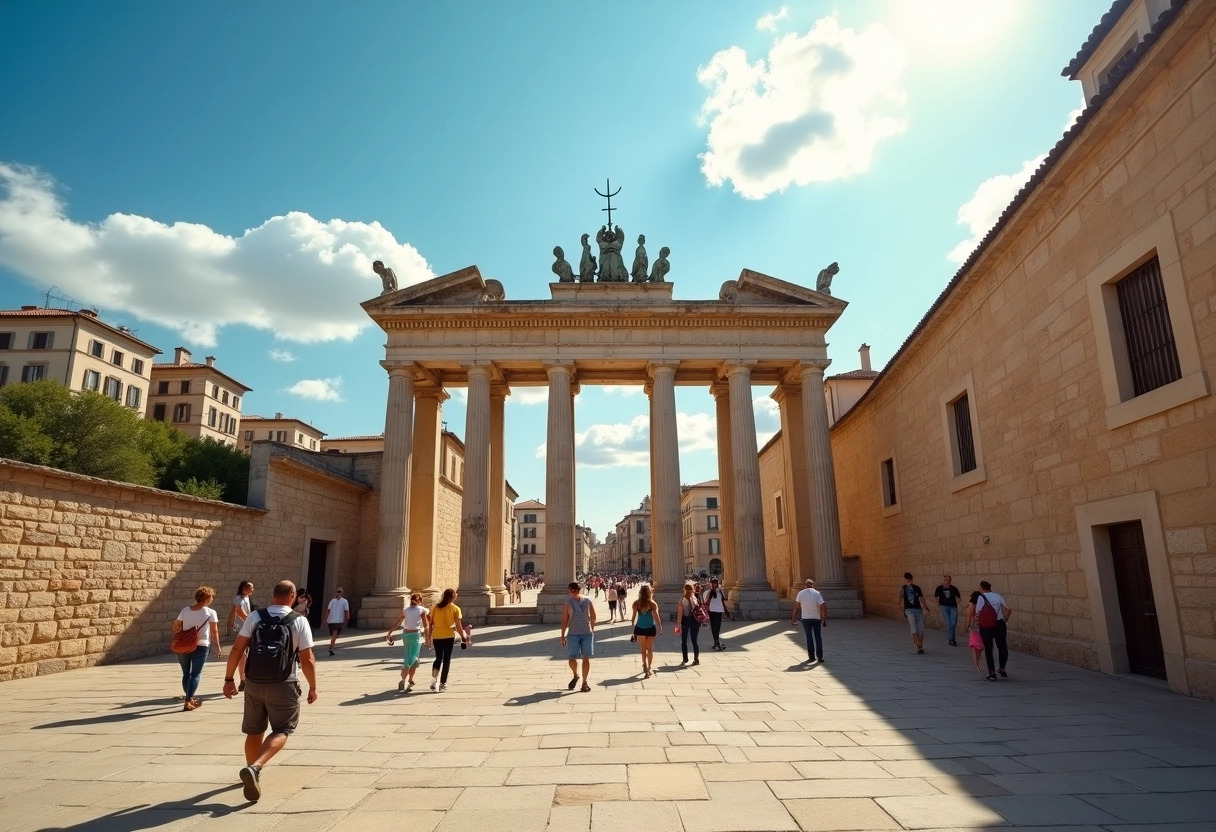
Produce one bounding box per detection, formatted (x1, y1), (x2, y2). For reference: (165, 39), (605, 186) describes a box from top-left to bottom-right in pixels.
(427, 588), (468, 692)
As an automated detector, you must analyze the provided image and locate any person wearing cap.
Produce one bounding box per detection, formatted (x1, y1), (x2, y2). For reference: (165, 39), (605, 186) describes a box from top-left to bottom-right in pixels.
(701, 577), (732, 650)
(791, 578), (827, 663)
(325, 588), (350, 656)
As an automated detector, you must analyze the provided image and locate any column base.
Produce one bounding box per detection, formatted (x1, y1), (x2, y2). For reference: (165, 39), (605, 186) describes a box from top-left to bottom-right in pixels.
(651, 588), (684, 620)
(536, 588), (570, 625)
(455, 588), (492, 626)
(490, 585), (508, 607)
(358, 593), (408, 629)
(729, 586), (784, 620)
(800, 583), (864, 619)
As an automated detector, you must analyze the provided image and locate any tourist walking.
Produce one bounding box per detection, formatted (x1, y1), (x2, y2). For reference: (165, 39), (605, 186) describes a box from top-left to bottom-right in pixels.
(791, 578), (827, 663)
(427, 589), (468, 692)
(386, 593), (430, 692)
(607, 586), (619, 623)
(227, 580), (254, 688)
(560, 582), (597, 692)
(702, 577), (732, 650)
(967, 615), (984, 675)
(630, 584), (662, 678)
(616, 582), (627, 616)
(223, 580), (317, 803)
(173, 585), (222, 710)
(325, 588), (349, 655)
(675, 583), (703, 665)
(292, 586), (313, 621)
(967, 580), (1012, 681)
(933, 575), (963, 646)
(899, 572), (927, 653)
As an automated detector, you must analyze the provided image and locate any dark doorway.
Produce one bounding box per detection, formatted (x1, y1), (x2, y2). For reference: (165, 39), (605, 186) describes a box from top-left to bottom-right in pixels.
(1109, 521), (1166, 679)
(305, 540), (329, 629)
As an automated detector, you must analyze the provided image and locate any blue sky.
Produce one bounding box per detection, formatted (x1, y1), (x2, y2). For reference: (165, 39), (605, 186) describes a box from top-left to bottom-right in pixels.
(0, 1), (1109, 539)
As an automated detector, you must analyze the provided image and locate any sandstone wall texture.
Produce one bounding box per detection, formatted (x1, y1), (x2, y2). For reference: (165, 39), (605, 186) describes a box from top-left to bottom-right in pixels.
(759, 438), (792, 597)
(828, 8), (1216, 698)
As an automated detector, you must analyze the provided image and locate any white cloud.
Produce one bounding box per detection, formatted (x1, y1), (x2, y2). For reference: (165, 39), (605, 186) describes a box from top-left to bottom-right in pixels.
(269, 349), (296, 363)
(286, 377), (343, 402)
(512, 388), (549, 406)
(447, 387), (468, 404)
(697, 16), (908, 199)
(756, 6), (789, 32)
(601, 385), (643, 397)
(946, 154), (1045, 264)
(0, 163), (433, 347)
(754, 395), (782, 446)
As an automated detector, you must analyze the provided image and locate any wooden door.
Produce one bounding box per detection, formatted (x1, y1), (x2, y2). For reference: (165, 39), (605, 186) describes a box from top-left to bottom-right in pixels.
(306, 540), (328, 629)
(1109, 522), (1166, 679)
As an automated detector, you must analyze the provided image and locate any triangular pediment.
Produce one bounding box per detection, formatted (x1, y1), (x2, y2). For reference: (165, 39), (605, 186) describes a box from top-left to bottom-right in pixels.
(363, 266), (506, 310)
(718, 269), (846, 307)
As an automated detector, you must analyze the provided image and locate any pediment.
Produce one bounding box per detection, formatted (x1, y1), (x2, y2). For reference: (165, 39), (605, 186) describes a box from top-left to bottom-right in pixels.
(718, 269), (846, 307)
(364, 266), (506, 310)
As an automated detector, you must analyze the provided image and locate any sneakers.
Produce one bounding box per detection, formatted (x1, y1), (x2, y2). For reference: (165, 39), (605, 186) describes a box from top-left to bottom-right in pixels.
(429, 679), (439, 692)
(398, 680), (406, 693)
(998, 668), (1008, 678)
(239, 764), (261, 802)
(567, 676), (579, 691)
(949, 640), (958, 646)
(329, 650), (335, 656)
(407, 680), (415, 690)
(438, 684), (447, 692)
(691, 658), (700, 666)
(917, 648), (925, 654)
(986, 674), (998, 682)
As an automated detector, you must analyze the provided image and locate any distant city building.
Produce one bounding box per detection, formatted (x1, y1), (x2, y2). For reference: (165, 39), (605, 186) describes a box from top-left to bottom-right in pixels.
(147, 347), (250, 446)
(240, 413), (325, 452)
(321, 434), (385, 453)
(680, 479), (722, 577)
(824, 344), (880, 426)
(604, 496), (651, 573)
(0, 305), (160, 415)
(513, 499), (546, 575)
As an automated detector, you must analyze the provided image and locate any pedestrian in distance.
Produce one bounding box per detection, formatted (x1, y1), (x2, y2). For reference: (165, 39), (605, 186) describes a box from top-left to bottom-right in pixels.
(966, 580), (1013, 681)
(386, 593), (430, 692)
(427, 588), (468, 692)
(223, 580), (317, 803)
(791, 578), (827, 663)
(560, 581), (596, 692)
(702, 577), (732, 650)
(226, 580), (254, 689)
(607, 585), (619, 623)
(630, 584), (662, 678)
(325, 587), (349, 656)
(173, 585), (222, 711)
(292, 586), (312, 620)
(933, 575), (963, 646)
(899, 572), (927, 653)
(675, 582), (704, 665)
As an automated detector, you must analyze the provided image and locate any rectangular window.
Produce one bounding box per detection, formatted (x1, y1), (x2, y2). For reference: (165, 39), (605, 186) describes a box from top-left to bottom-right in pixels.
(208, 407), (218, 427)
(157, 380), (169, 394)
(952, 394), (977, 474)
(125, 386), (141, 409)
(524, 513), (536, 524)
(706, 497), (719, 509)
(222, 391), (229, 405)
(775, 495), (785, 531)
(103, 376), (122, 401)
(244, 430), (253, 441)
(21, 364), (47, 382)
(153, 403), (167, 421)
(233, 396), (240, 410)
(275, 430), (286, 442)
(638, 538), (646, 552)
(310, 438), (316, 449)
(1116, 258), (1182, 397)
(0, 364), (8, 386)
(709, 538), (721, 555)
(0, 333), (13, 350)
(111, 349), (124, 368)
(707, 515), (719, 531)
(89, 339), (104, 357)
(29, 332), (53, 349)
(132, 358), (144, 375)
(212, 384), (219, 398)
(179, 380), (190, 395)
(636, 520), (644, 534)
(83, 369), (101, 391)
(881, 458), (898, 508)
(173, 403), (190, 422)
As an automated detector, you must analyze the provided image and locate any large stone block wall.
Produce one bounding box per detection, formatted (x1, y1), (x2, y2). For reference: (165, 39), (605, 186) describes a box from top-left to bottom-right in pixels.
(829, 12), (1216, 698)
(759, 439), (792, 597)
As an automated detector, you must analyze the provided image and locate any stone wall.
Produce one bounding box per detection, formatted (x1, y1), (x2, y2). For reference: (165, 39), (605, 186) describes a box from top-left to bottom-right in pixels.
(759, 437), (792, 597)
(828, 8), (1216, 698)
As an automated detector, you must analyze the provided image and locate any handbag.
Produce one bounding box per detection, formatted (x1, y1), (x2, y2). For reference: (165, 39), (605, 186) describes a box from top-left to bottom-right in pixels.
(692, 600), (710, 626)
(171, 623), (204, 654)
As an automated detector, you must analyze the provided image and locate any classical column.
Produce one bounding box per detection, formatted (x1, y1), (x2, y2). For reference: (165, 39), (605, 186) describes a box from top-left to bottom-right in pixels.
(773, 383), (814, 596)
(799, 360), (863, 617)
(711, 383), (738, 594)
(486, 384), (509, 606)
(725, 362), (781, 617)
(457, 364), (493, 622)
(406, 386), (448, 604)
(648, 362), (684, 609)
(362, 362), (414, 628)
(537, 362), (576, 623)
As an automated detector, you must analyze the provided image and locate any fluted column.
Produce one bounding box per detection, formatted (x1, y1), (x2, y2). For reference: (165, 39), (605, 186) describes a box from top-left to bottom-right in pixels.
(799, 361), (847, 587)
(361, 362), (414, 628)
(457, 364), (493, 621)
(648, 363), (684, 607)
(725, 362), (781, 617)
(487, 384), (509, 606)
(711, 382), (738, 591)
(538, 363), (576, 623)
(406, 386), (448, 604)
(773, 383), (814, 596)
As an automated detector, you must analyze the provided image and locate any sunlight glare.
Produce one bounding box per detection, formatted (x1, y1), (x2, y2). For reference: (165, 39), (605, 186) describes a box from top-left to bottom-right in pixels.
(888, 0), (1018, 55)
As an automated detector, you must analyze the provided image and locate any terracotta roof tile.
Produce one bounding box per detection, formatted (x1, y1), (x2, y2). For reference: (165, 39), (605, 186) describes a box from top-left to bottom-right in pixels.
(515, 499), (546, 510)
(1062, 0), (1137, 77)
(826, 369), (880, 381)
(0, 307), (162, 353)
(685, 479), (719, 489)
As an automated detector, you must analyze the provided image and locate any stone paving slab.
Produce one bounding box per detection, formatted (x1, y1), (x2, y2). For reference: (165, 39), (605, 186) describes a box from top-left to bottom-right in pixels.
(5, 594), (1216, 832)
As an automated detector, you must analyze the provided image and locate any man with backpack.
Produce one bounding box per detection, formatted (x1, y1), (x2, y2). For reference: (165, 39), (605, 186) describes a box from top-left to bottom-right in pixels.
(966, 580), (1012, 682)
(223, 580), (317, 802)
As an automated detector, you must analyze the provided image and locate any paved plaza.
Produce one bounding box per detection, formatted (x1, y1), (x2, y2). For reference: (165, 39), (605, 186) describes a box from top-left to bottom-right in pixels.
(2, 591), (1215, 832)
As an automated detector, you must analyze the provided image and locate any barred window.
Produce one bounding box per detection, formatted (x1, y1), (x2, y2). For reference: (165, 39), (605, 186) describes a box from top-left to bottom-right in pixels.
(1116, 257), (1181, 397)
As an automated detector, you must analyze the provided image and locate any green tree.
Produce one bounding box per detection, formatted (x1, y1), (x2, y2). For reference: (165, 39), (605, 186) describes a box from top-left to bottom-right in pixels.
(161, 436), (250, 505)
(174, 476), (226, 500)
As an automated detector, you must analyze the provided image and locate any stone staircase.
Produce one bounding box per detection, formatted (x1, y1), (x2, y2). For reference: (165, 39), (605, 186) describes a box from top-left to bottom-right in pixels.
(485, 605), (543, 626)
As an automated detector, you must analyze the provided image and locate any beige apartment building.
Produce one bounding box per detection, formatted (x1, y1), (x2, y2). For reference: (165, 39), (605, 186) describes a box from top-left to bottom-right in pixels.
(240, 413), (325, 452)
(0, 306), (160, 414)
(605, 496), (652, 574)
(321, 434), (385, 454)
(147, 348), (250, 446)
(821, 0), (1216, 698)
(825, 344), (880, 426)
(514, 499), (546, 575)
(680, 479), (724, 577)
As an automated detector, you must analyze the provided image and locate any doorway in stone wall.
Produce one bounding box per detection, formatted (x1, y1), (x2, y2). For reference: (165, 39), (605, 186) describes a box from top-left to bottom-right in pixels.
(305, 540), (329, 629)
(1109, 521), (1166, 679)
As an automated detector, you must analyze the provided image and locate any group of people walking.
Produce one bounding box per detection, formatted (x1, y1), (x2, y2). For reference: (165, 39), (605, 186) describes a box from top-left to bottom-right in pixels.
(899, 573), (1013, 680)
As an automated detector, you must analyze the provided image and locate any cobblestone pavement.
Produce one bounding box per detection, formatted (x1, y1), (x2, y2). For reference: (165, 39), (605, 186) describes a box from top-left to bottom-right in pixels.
(2, 590), (1215, 832)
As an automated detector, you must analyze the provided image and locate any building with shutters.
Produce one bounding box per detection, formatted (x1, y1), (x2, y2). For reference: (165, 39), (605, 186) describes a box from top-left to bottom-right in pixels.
(147, 347), (250, 446)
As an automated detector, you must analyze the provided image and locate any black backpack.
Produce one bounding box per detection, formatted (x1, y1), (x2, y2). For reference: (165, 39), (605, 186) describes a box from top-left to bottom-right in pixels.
(245, 610), (300, 683)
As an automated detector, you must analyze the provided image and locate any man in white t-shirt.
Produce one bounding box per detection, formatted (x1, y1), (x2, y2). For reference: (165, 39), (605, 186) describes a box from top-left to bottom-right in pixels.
(223, 580), (316, 803)
(966, 579), (1012, 681)
(326, 588), (350, 656)
(791, 578), (828, 663)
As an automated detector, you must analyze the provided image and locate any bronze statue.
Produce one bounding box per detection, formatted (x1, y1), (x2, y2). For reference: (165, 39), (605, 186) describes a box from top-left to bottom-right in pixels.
(373, 260), (398, 294)
(552, 246), (576, 283)
(815, 262), (840, 294)
(579, 233), (597, 283)
(649, 246), (671, 283)
(596, 225), (628, 282)
(631, 235), (649, 283)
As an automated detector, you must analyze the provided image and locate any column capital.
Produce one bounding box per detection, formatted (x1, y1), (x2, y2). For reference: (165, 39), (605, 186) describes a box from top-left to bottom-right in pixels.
(381, 361), (417, 378)
(797, 359), (832, 379)
(771, 382), (801, 404)
(415, 385), (450, 404)
(647, 361), (679, 379)
(710, 381), (730, 399)
(543, 361), (576, 381)
(490, 382), (511, 400)
(722, 360), (758, 380)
